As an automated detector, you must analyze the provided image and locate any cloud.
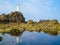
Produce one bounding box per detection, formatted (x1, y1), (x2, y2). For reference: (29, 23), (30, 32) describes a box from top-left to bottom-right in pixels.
(21, 0), (53, 14)
(0, 0), (14, 14)
(20, 0), (54, 21)
(22, 2), (39, 15)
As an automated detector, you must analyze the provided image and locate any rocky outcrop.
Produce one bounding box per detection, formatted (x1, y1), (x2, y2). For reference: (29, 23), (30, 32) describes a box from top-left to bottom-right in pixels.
(0, 11), (25, 23)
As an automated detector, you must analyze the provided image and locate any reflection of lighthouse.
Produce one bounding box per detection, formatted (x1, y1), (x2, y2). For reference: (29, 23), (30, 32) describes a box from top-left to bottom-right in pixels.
(16, 4), (20, 11)
(16, 36), (20, 43)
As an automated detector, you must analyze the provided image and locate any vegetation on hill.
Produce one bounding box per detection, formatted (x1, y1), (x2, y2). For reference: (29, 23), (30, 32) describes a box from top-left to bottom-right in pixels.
(0, 11), (25, 23)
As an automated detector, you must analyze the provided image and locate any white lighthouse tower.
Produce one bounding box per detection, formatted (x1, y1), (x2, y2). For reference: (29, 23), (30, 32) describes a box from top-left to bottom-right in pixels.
(16, 4), (20, 11)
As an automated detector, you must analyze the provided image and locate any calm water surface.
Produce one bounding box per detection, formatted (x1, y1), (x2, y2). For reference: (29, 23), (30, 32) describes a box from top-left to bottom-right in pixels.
(0, 31), (60, 45)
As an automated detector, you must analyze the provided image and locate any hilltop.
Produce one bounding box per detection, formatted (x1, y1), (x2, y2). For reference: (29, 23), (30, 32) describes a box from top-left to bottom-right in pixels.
(0, 11), (25, 23)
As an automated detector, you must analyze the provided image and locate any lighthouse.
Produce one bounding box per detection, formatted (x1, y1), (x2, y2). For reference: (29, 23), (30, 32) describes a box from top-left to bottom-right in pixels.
(16, 4), (20, 11)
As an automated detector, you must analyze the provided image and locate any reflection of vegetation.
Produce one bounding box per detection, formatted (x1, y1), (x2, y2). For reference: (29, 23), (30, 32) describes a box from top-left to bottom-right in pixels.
(10, 29), (24, 36)
(43, 30), (58, 36)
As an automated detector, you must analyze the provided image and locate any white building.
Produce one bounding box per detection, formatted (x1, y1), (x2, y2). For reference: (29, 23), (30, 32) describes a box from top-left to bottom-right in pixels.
(16, 4), (20, 11)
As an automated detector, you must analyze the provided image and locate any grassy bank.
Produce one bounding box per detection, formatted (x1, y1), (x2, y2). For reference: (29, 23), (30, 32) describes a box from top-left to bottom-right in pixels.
(0, 21), (60, 32)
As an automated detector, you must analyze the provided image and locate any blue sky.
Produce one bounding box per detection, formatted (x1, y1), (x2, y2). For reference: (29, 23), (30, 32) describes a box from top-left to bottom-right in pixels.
(0, 0), (60, 22)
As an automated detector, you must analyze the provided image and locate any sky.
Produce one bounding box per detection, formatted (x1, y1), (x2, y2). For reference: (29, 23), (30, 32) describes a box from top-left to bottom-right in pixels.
(0, 0), (60, 22)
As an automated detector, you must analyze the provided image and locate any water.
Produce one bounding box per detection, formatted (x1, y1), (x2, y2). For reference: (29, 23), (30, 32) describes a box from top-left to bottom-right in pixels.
(0, 31), (60, 45)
